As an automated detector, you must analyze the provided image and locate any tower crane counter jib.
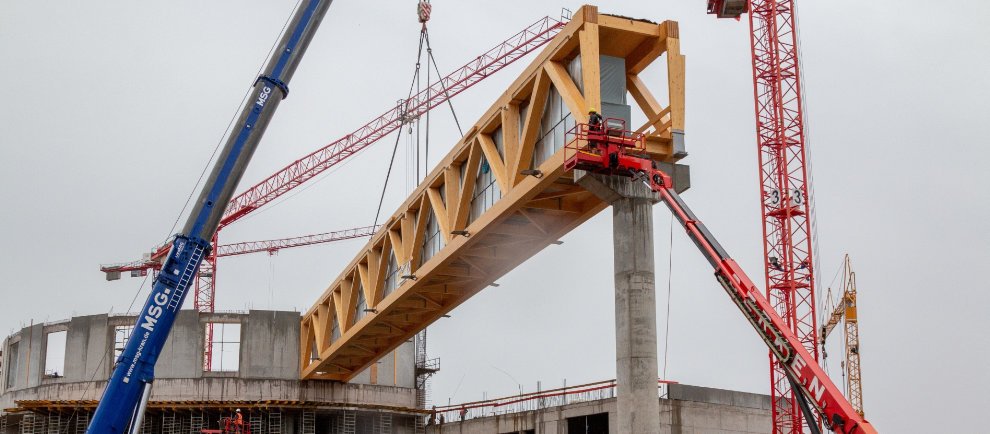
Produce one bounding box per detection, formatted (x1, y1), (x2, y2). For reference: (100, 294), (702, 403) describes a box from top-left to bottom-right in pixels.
(87, 1), (335, 432)
(565, 125), (876, 434)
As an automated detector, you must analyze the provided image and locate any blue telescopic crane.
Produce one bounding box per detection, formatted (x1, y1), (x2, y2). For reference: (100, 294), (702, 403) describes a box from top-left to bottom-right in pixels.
(87, 1), (334, 432)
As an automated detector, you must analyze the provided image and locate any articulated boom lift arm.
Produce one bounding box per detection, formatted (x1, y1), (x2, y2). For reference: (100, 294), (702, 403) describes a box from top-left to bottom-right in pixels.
(566, 125), (875, 433)
(87, 1), (334, 432)
(658, 185), (873, 433)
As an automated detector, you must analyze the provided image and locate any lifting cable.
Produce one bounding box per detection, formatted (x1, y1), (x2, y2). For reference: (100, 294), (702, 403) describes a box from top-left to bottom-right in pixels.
(373, 28), (427, 228)
(372, 6), (465, 227)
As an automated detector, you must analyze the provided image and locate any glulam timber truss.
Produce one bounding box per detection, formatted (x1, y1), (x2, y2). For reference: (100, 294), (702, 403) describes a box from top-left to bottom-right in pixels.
(300, 5), (686, 380)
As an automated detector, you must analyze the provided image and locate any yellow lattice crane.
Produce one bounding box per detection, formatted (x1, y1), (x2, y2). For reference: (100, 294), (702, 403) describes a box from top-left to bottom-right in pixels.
(821, 254), (865, 416)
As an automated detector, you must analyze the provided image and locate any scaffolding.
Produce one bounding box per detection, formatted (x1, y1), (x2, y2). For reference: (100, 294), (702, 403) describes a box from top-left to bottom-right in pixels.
(45, 414), (60, 434)
(75, 413), (89, 434)
(339, 411), (356, 434)
(267, 411), (282, 434)
(301, 411), (315, 434)
(19, 414), (39, 434)
(190, 413), (204, 433)
(378, 414), (392, 434)
(161, 413), (177, 434)
(249, 413), (264, 434)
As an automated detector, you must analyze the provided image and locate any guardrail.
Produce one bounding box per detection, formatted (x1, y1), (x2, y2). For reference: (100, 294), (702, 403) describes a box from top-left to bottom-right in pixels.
(429, 378), (677, 423)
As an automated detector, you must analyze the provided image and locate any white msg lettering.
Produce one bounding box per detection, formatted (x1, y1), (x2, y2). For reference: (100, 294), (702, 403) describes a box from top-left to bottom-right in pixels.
(139, 290), (171, 332)
(255, 86), (273, 108)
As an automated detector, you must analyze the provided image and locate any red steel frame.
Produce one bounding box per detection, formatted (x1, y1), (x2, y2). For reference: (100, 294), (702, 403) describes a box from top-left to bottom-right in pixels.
(747, 1), (819, 432)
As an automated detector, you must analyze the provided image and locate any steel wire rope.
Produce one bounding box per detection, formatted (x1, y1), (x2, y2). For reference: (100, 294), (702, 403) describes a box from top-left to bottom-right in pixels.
(425, 35), (431, 179)
(69, 2), (304, 430)
(372, 27), (468, 227)
(373, 30), (428, 227)
(424, 30), (465, 137)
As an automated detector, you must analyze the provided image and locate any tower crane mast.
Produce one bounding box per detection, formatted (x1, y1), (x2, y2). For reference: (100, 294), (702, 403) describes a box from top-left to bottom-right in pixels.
(707, 1), (819, 432)
(821, 254), (865, 417)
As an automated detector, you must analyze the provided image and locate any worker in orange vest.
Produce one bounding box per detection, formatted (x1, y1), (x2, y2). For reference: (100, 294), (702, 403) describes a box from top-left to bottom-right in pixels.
(233, 409), (244, 433)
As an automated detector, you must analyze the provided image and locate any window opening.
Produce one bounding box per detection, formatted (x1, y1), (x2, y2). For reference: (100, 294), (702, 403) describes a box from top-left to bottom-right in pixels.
(353, 281), (367, 324)
(331, 315), (341, 343)
(309, 335), (320, 364)
(470, 128), (504, 223)
(207, 323), (240, 372)
(5, 342), (19, 389)
(533, 85), (575, 168)
(113, 325), (134, 361)
(383, 251), (400, 299)
(421, 207), (445, 263)
(43, 331), (67, 378)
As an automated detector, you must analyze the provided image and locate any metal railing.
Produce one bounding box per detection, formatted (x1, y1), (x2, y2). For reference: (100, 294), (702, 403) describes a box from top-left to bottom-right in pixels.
(429, 378), (676, 422)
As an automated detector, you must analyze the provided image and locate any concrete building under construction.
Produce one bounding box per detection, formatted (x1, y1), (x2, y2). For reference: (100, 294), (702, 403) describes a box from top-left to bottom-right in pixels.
(0, 311), (770, 433)
(0, 311), (423, 433)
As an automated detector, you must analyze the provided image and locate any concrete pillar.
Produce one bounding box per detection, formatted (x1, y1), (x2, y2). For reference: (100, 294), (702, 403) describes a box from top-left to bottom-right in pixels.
(576, 171), (661, 434)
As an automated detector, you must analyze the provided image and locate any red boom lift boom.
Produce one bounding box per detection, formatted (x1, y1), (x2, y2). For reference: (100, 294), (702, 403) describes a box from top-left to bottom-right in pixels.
(564, 121), (876, 434)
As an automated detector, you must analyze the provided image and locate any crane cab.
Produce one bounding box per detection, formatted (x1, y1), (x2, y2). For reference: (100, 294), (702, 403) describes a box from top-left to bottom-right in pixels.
(707, 0), (748, 19)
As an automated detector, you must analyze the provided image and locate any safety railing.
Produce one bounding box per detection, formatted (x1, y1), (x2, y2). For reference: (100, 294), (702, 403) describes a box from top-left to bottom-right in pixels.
(428, 378), (677, 423)
(563, 119), (647, 171)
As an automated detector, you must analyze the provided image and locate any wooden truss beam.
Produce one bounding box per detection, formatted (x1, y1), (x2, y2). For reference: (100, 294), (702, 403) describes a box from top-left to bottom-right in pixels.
(300, 5), (686, 381)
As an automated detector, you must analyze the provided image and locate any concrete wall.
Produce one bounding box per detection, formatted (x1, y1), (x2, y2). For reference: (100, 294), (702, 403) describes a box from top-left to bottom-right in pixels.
(157, 310), (204, 379)
(64, 314), (110, 382)
(1, 310), (419, 416)
(2, 323), (45, 391)
(241, 310), (299, 379)
(434, 385), (771, 434)
(0, 378), (417, 410)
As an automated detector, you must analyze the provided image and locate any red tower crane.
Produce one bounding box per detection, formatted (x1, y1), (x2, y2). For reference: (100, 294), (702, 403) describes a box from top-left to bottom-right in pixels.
(102, 14), (568, 369)
(708, 1), (819, 432)
(101, 225), (378, 277)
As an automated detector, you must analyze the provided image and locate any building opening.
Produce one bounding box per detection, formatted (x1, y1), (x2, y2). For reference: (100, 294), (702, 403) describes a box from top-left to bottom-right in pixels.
(113, 325), (134, 360)
(5, 342), (18, 389)
(208, 323), (241, 372)
(43, 330), (67, 378)
(567, 412), (608, 434)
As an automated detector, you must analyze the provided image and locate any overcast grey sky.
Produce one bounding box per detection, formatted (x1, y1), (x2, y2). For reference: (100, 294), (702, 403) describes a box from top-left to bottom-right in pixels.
(1, 1), (988, 432)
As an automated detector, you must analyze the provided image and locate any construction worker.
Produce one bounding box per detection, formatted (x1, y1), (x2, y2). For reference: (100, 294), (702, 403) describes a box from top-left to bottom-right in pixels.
(233, 408), (244, 433)
(587, 108), (604, 151)
(588, 107), (604, 131)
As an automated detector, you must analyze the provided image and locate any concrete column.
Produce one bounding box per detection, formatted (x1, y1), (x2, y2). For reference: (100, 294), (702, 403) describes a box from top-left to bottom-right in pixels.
(576, 171), (661, 434)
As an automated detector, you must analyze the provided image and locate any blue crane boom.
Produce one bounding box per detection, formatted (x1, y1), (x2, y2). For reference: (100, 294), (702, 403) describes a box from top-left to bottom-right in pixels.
(87, 1), (334, 432)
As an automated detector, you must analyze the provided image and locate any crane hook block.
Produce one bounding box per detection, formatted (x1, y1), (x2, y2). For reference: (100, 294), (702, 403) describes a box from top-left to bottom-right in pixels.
(417, 1), (432, 23)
